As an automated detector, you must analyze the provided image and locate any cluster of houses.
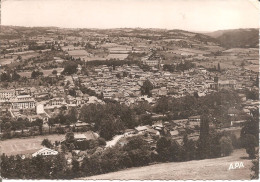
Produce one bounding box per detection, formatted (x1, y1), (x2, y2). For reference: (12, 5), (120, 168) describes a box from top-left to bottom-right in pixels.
(78, 64), (242, 105)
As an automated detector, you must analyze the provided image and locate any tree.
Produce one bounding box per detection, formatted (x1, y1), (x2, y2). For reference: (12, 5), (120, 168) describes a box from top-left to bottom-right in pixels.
(124, 136), (149, 152)
(156, 137), (172, 162)
(219, 136), (233, 156)
(66, 107), (78, 124)
(61, 144), (68, 153)
(139, 114), (153, 125)
(153, 96), (170, 115)
(41, 139), (53, 148)
(140, 79), (153, 96)
(52, 70), (57, 75)
(47, 118), (55, 134)
(17, 55), (22, 61)
(12, 71), (21, 81)
(193, 91), (199, 99)
(163, 64), (175, 72)
(99, 116), (124, 140)
(241, 134), (257, 159)
(62, 62), (78, 75)
(31, 70), (43, 79)
(68, 143), (75, 152)
(217, 63), (221, 72)
(183, 134), (196, 161)
(197, 114), (210, 159)
(98, 138), (106, 146)
(71, 159), (80, 176)
(128, 149), (150, 167)
(68, 89), (76, 97)
(35, 118), (43, 135)
(0, 72), (11, 82)
(251, 152), (259, 179)
(65, 132), (75, 143)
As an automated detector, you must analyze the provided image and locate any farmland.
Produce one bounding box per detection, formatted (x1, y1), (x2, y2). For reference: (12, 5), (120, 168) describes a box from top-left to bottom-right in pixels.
(18, 68), (64, 78)
(68, 49), (91, 57)
(82, 149), (252, 180)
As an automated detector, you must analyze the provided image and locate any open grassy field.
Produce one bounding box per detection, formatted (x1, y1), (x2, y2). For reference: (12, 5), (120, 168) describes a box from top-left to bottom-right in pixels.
(0, 58), (14, 65)
(18, 68), (64, 78)
(81, 149), (252, 180)
(68, 49), (91, 57)
(245, 65), (259, 73)
(0, 134), (65, 156)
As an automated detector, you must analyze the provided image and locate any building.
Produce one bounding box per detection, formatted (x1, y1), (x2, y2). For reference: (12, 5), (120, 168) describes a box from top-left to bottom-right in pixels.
(36, 104), (45, 114)
(74, 134), (88, 142)
(49, 97), (66, 106)
(0, 89), (15, 100)
(32, 148), (58, 157)
(10, 95), (35, 110)
(188, 115), (201, 122)
(143, 54), (161, 67)
(218, 80), (236, 90)
(143, 59), (160, 67)
(135, 125), (150, 133)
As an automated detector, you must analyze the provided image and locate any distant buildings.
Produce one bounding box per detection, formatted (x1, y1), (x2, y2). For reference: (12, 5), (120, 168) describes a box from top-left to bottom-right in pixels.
(218, 80), (236, 90)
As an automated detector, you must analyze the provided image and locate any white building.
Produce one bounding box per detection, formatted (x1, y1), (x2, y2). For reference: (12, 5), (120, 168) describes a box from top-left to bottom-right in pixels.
(32, 148), (58, 157)
(10, 95), (35, 110)
(0, 89), (16, 100)
(36, 104), (45, 114)
(143, 59), (160, 67)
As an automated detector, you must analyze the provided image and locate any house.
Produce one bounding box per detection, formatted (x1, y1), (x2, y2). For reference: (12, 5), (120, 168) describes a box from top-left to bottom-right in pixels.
(32, 148), (58, 157)
(74, 134), (87, 142)
(152, 123), (164, 131)
(231, 120), (247, 127)
(188, 115), (201, 122)
(48, 97), (66, 106)
(135, 125), (150, 133)
(146, 128), (160, 136)
(124, 129), (136, 136)
(85, 131), (99, 140)
(169, 130), (179, 137)
(243, 108), (252, 116)
(74, 120), (91, 129)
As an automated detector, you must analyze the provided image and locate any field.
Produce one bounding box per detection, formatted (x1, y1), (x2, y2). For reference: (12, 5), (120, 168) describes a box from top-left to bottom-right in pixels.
(18, 68), (64, 78)
(0, 58), (14, 65)
(245, 65), (259, 72)
(68, 49), (91, 57)
(106, 53), (129, 60)
(81, 149), (252, 180)
(41, 68), (64, 76)
(18, 71), (32, 78)
(0, 134), (65, 156)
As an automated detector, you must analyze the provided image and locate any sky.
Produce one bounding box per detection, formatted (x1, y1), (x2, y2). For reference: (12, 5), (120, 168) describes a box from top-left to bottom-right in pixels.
(1, 0), (259, 32)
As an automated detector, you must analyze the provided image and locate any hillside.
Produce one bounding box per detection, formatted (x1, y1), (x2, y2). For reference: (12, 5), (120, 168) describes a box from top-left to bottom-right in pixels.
(80, 149), (252, 180)
(205, 29), (259, 48)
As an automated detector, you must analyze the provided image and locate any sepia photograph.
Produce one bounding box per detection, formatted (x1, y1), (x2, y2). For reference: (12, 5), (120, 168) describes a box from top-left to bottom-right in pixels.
(0, 0), (259, 180)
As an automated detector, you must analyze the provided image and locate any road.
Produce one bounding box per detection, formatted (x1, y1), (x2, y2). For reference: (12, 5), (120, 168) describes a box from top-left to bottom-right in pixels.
(105, 134), (124, 148)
